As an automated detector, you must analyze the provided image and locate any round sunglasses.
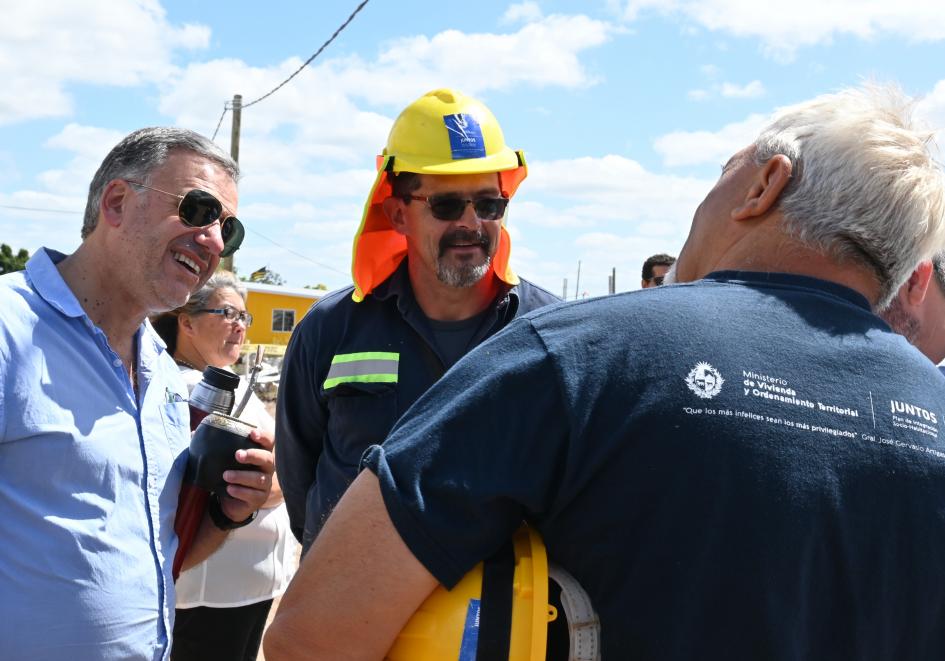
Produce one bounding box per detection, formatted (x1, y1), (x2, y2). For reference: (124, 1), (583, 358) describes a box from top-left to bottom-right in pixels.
(126, 181), (245, 257)
(404, 194), (509, 222)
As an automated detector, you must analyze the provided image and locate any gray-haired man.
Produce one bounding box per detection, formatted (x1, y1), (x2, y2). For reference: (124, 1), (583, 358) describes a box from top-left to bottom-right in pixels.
(0, 128), (274, 660)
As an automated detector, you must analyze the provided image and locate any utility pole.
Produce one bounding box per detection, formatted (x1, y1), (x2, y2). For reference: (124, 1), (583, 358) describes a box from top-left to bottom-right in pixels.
(221, 94), (242, 273)
(574, 260), (581, 301)
(608, 267), (616, 295)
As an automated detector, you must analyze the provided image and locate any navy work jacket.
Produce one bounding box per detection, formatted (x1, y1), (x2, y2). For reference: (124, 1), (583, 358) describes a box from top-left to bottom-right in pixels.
(275, 261), (559, 550)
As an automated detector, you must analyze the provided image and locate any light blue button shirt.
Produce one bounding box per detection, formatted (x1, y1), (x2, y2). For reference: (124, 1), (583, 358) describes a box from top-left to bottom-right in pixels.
(0, 248), (191, 660)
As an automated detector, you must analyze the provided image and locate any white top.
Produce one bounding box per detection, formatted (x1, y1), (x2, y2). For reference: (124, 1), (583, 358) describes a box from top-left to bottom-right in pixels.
(175, 367), (299, 608)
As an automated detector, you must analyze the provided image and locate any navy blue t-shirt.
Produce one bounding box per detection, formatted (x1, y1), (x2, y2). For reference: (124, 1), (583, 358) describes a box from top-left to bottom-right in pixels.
(364, 271), (945, 660)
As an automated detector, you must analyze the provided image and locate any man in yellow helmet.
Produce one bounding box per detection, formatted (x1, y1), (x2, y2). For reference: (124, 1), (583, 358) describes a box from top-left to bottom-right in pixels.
(276, 89), (559, 553)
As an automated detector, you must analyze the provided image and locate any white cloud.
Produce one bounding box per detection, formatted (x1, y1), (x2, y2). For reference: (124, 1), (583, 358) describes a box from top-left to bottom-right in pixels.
(618, 0), (945, 60)
(720, 80), (765, 98)
(502, 1), (544, 24)
(916, 78), (945, 155)
(506, 155), (710, 293)
(700, 64), (720, 78)
(335, 15), (614, 105)
(653, 113), (769, 167)
(688, 79), (765, 101)
(526, 154), (712, 215)
(0, 0), (210, 125)
(155, 13), (614, 189)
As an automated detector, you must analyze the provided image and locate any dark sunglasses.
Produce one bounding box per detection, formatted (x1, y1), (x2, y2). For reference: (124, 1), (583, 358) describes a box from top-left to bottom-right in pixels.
(649, 276), (665, 286)
(198, 305), (253, 327)
(405, 194), (509, 222)
(126, 181), (245, 257)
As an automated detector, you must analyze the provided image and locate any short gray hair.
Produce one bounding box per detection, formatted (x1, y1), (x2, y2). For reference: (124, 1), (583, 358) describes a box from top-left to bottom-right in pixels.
(933, 251), (945, 292)
(82, 127), (239, 238)
(752, 83), (945, 308)
(150, 270), (246, 354)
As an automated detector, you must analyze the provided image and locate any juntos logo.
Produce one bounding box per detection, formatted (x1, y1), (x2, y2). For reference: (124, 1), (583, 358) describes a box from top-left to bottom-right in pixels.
(890, 400), (938, 424)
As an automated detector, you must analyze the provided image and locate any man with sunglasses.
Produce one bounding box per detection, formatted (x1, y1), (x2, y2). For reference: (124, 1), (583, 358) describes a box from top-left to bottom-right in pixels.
(276, 89), (558, 554)
(641, 252), (676, 288)
(0, 127), (274, 660)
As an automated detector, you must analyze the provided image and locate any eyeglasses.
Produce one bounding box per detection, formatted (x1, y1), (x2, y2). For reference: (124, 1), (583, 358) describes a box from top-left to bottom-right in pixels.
(198, 306), (253, 327)
(649, 276), (665, 286)
(404, 194), (509, 221)
(126, 181), (245, 258)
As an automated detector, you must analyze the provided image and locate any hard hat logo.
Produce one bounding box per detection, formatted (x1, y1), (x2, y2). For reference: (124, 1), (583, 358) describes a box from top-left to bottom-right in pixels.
(444, 113), (486, 160)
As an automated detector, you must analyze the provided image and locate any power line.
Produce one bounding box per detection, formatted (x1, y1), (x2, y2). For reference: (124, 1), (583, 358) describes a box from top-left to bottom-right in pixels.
(210, 104), (230, 142)
(208, 0), (371, 139)
(0, 204), (80, 215)
(244, 225), (348, 276)
(0, 203), (349, 278)
(242, 0), (370, 109)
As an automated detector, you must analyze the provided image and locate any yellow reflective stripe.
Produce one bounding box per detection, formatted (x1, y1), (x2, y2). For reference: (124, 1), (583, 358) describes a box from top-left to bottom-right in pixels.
(330, 351), (399, 364)
(324, 352), (399, 390)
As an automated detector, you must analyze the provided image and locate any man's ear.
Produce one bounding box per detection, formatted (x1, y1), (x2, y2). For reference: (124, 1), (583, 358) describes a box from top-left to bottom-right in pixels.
(382, 196), (408, 236)
(100, 179), (133, 229)
(732, 154), (792, 221)
(902, 260), (934, 308)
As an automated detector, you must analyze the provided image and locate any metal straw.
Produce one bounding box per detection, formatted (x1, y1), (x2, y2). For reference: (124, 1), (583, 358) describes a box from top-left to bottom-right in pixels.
(233, 345), (265, 419)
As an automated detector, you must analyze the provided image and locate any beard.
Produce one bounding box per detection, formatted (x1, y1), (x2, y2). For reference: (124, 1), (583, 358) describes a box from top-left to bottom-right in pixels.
(435, 228), (494, 288)
(879, 295), (920, 345)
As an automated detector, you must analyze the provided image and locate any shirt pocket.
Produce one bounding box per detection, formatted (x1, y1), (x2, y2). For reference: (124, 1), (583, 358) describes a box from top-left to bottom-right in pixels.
(161, 400), (190, 439)
(325, 382), (398, 467)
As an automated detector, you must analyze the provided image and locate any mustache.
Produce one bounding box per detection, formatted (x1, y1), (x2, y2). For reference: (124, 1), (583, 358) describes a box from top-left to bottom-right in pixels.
(438, 229), (492, 256)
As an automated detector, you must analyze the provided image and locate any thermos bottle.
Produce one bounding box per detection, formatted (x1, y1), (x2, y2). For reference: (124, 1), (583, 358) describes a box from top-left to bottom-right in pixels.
(172, 366), (240, 580)
(188, 366), (240, 427)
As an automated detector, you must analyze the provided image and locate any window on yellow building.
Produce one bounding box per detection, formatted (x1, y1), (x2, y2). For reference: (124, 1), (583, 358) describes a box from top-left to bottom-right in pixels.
(272, 309), (296, 332)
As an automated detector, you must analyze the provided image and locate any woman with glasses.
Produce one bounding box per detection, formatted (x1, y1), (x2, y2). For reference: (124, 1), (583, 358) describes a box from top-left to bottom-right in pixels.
(152, 271), (297, 661)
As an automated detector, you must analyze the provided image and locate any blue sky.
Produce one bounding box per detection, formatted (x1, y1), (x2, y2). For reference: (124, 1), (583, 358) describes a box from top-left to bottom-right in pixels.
(2, 0), (944, 296)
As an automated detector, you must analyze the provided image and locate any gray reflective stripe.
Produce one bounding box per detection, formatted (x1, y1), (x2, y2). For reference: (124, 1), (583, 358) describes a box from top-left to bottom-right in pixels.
(324, 353), (399, 390)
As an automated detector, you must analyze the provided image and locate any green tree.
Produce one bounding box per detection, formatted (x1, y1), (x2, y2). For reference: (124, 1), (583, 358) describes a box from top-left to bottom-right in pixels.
(0, 244), (29, 274)
(304, 283), (328, 291)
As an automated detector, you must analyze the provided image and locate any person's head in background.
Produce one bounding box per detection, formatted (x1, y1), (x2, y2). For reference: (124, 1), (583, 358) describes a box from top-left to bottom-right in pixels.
(641, 253), (676, 288)
(151, 270), (252, 370)
(880, 252), (945, 364)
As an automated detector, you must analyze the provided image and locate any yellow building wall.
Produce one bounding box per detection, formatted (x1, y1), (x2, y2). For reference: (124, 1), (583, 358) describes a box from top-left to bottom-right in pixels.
(244, 290), (319, 356)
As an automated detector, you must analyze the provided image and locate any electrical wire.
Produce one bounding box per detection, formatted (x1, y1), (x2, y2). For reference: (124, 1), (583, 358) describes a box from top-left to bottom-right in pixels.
(241, 0), (370, 109)
(208, 0), (371, 138)
(0, 203), (79, 215)
(210, 103), (230, 142)
(244, 226), (348, 276)
(0, 204), (349, 277)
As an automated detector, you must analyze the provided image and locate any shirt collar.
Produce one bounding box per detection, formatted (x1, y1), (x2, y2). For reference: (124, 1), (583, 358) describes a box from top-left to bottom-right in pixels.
(702, 270), (873, 311)
(25, 248), (87, 319)
(26, 246), (170, 355)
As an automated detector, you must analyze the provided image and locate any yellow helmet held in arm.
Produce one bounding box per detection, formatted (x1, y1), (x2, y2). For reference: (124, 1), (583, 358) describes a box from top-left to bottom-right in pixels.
(352, 88), (528, 302)
(386, 526), (601, 661)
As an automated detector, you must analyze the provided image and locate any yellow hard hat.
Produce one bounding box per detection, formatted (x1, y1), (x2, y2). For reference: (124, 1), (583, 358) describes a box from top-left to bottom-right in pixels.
(351, 89), (528, 302)
(386, 525), (601, 661)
